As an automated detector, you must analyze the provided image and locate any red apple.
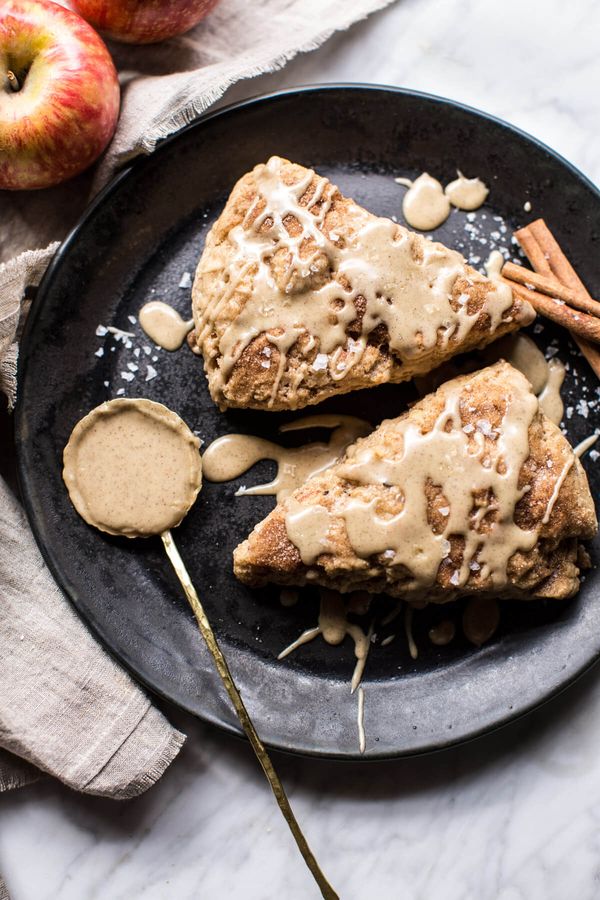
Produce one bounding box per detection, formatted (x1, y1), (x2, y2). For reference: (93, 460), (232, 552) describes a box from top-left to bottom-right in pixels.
(70, 0), (220, 45)
(0, 0), (119, 190)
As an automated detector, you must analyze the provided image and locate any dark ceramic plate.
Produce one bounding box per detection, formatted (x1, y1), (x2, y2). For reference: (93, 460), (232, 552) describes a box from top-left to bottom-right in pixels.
(16, 86), (600, 758)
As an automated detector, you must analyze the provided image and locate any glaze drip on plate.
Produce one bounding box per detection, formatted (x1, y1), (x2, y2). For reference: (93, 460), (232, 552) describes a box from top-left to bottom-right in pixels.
(444, 172), (489, 211)
(278, 589), (373, 693)
(202, 415), (370, 501)
(487, 331), (565, 425)
(484, 255), (566, 423)
(395, 170), (489, 230)
(139, 301), (194, 351)
(394, 173), (451, 230)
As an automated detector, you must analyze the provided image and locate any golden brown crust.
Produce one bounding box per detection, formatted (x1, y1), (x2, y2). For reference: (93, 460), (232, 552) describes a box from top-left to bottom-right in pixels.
(233, 362), (597, 602)
(192, 158), (534, 412)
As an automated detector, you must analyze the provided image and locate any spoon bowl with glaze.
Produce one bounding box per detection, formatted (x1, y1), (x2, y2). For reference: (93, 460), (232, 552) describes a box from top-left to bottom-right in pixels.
(63, 397), (337, 900)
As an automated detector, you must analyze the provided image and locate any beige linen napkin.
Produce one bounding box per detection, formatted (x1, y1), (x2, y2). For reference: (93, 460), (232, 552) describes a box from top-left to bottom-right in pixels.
(0, 244), (58, 407)
(0, 749), (38, 792)
(101, 0), (395, 172)
(0, 475), (185, 797)
(0, 0), (393, 817)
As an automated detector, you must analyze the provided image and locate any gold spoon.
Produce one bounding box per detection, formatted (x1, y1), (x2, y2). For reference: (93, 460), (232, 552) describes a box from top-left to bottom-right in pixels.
(63, 397), (338, 900)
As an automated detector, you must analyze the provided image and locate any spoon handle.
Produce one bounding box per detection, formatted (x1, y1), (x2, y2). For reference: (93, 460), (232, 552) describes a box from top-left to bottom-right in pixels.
(161, 530), (338, 900)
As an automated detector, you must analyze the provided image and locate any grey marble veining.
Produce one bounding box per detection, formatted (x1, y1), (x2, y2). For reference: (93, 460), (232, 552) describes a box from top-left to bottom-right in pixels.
(2, 0), (600, 897)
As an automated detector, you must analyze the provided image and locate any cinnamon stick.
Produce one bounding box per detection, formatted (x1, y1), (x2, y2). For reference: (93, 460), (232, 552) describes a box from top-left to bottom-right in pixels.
(513, 219), (600, 373)
(502, 262), (600, 318)
(503, 280), (600, 345)
(528, 220), (600, 376)
(528, 219), (589, 293)
(513, 225), (552, 276)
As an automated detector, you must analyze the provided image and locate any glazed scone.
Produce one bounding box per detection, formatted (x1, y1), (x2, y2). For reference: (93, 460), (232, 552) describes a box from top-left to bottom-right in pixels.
(233, 362), (597, 602)
(191, 157), (535, 411)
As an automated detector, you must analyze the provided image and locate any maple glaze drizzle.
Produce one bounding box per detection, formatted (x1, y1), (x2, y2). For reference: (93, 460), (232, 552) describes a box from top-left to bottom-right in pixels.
(484, 254), (566, 424)
(139, 301), (194, 351)
(357, 687), (366, 754)
(285, 369), (541, 602)
(538, 360), (566, 425)
(278, 590), (372, 694)
(489, 331), (565, 425)
(394, 173), (450, 230)
(415, 331), (566, 427)
(202, 415), (370, 501)
(444, 172), (489, 211)
(395, 170), (489, 230)
(574, 434), (599, 458)
(195, 157), (528, 407)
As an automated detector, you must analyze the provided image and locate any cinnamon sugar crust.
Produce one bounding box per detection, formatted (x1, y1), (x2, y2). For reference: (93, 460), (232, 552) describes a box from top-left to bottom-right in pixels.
(192, 158), (534, 412)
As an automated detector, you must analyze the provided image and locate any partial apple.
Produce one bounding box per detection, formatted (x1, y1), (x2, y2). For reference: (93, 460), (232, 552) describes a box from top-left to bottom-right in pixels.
(70, 0), (220, 45)
(0, 0), (119, 190)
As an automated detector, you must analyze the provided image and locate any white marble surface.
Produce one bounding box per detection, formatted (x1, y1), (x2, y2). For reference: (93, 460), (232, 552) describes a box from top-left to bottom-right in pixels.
(2, 0), (600, 897)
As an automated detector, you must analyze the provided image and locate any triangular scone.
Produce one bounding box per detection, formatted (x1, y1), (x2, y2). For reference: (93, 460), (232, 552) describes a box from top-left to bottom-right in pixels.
(234, 362), (597, 602)
(191, 157), (534, 411)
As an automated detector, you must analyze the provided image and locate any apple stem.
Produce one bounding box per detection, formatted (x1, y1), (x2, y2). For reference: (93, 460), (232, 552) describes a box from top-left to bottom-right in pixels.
(6, 70), (20, 92)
